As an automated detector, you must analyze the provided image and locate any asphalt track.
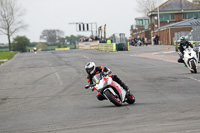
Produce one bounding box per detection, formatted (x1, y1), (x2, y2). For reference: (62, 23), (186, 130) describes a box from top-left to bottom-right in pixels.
(0, 45), (200, 133)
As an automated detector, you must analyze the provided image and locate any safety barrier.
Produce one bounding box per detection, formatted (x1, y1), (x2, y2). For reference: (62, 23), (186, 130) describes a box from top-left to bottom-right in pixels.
(98, 43), (117, 52)
(78, 41), (98, 50)
(116, 43), (129, 51)
(55, 48), (70, 51)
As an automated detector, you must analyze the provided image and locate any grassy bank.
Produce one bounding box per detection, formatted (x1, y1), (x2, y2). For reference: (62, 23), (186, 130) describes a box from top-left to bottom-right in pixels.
(0, 52), (18, 64)
(0, 44), (76, 52)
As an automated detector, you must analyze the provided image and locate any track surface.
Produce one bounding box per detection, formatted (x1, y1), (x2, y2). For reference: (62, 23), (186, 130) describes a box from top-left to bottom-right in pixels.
(0, 45), (200, 133)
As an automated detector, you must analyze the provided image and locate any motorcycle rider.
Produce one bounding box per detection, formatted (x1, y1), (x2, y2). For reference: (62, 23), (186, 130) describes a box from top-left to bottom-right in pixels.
(85, 62), (130, 101)
(178, 36), (193, 63)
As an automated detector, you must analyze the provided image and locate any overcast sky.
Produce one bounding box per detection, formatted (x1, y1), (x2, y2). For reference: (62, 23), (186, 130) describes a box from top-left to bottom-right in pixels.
(0, 0), (147, 43)
(2, 0), (192, 43)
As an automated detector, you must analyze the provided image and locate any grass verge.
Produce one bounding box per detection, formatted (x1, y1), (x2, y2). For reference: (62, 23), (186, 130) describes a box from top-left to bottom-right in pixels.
(0, 52), (18, 65)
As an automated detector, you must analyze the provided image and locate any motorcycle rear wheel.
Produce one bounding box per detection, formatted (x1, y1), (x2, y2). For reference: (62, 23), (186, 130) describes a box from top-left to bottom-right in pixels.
(126, 94), (135, 104)
(104, 90), (122, 107)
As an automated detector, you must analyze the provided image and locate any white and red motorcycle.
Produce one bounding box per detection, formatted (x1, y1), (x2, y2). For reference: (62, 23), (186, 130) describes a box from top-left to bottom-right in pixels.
(85, 73), (135, 106)
(183, 48), (198, 73)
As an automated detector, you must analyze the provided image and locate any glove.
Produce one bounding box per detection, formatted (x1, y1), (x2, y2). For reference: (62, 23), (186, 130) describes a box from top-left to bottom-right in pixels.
(85, 85), (94, 90)
(103, 71), (109, 75)
(102, 67), (111, 75)
(85, 85), (90, 89)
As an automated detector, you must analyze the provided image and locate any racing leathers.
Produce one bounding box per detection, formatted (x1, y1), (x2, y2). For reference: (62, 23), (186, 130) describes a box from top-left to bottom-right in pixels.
(178, 41), (193, 63)
(86, 66), (130, 101)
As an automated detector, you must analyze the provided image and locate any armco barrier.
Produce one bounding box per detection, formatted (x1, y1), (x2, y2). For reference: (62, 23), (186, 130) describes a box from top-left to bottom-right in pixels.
(55, 48), (70, 51)
(98, 43), (117, 52)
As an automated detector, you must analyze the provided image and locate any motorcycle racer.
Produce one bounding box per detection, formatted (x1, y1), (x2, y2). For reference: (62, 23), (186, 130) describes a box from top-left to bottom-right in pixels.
(85, 62), (130, 101)
(178, 36), (193, 63)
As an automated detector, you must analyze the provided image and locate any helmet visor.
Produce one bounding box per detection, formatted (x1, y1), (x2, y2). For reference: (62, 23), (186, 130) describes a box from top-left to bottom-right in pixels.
(181, 40), (186, 44)
(86, 66), (94, 74)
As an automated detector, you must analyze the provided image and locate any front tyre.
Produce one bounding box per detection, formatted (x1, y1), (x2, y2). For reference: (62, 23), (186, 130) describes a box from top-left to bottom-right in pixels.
(126, 94), (135, 104)
(191, 60), (197, 73)
(104, 90), (122, 107)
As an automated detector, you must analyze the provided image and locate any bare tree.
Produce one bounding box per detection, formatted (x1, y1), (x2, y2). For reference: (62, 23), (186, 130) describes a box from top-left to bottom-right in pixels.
(40, 29), (65, 44)
(136, 0), (166, 16)
(0, 0), (27, 51)
(192, 0), (200, 5)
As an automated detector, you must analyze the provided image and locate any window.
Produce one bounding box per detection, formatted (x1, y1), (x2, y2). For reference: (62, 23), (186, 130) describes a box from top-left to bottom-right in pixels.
(160, 14), (170, 21)
(152, 16), (155, 23)
(183, 13), (188, 19)
(188, 13), (195, 19)
(170, 14), (175, 21)
(144, 19), (149, 29)
(137, 20), (143, 25)
(187, 12), (200, 19)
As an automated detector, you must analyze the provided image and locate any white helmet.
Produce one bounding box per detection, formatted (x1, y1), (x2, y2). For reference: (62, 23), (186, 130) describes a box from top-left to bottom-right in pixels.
(85, 62), (96, 75)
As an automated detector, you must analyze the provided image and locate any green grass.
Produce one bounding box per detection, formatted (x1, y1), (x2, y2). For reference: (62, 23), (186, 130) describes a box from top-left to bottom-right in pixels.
(0, 52), (18, 60)
(0, 52), (18, 64)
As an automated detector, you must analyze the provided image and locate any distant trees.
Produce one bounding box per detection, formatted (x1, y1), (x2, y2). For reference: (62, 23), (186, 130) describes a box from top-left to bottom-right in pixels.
(136, 0), (165, 16)
(12, 36), (30, 52)
(192, 0), (200, 5)
(40, 29), (64, 44)
(36, 43), (48, 50)
(63, 35), (87, 45)
(0, 0), (27, 51)
(65, 35), (80, 45)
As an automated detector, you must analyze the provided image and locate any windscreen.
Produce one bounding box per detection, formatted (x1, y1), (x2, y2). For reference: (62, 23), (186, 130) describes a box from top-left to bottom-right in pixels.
(92, 73), (102, 84)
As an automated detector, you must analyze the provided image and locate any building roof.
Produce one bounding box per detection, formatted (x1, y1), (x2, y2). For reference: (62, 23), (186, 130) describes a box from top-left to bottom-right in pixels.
(154, 18), (200, 32)
(151, 0), (200, 12)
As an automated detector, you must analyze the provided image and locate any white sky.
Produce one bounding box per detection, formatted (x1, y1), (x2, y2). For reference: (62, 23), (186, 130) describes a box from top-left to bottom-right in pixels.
(0, 0), (192, 43)
(0, 0), (146, 43)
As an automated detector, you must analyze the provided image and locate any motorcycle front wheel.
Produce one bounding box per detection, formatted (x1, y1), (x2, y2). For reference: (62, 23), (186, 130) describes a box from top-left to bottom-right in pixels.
(191, 60), (197, 73)
(104, 90), (122, 107)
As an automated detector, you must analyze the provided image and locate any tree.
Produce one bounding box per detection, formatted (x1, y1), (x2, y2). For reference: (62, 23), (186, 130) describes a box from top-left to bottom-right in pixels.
(36, 43), (48, 50)
(64, 35), (87, 45)
(57, 43), (62, 48)
(12, 36), (30, 52)
(192, 0), (200, 5)
(0, 0), (27, 51)
(40, 29), (64, 44)
(136, 0), (165, 16)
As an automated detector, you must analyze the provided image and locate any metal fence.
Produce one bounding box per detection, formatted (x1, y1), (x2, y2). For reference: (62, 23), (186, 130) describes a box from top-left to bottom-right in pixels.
(112, 33), (126, 44)
(112, 33), (128, 51)
(173, 21), (200, 42)
(173, 31), (191, 41)
(191, 25), (200, 41)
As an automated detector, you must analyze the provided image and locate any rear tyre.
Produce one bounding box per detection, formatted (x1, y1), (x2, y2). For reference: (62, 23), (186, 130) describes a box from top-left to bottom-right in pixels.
(191, 60), (197, 73)
(126, 94), (135, 104)
(104, 90), (122, 107)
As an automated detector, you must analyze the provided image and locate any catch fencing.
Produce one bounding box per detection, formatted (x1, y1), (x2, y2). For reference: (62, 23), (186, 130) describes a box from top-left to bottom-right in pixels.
(112, 33), (128, 51)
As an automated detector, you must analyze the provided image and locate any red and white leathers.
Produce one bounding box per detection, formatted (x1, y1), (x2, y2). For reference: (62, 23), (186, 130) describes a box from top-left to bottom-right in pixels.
(86, 66), (129, 101)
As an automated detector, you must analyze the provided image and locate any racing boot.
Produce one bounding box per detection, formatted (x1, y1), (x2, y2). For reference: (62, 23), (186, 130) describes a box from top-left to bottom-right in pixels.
(178, 57), (184, 63)
(112, 75), (130, 95)
(118, 81), (130, 95)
